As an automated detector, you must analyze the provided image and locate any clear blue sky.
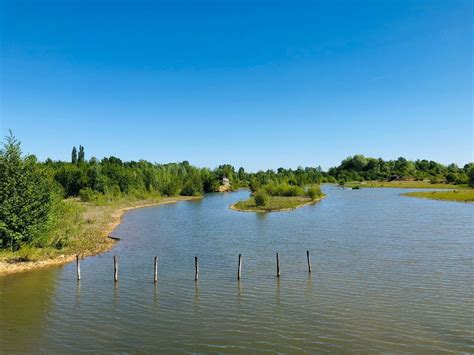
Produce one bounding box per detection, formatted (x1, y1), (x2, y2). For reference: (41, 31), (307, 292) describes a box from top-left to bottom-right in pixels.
(1, 0), (472, 171)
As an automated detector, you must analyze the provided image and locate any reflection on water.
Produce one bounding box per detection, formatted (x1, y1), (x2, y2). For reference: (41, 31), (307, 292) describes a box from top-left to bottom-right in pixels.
(0, 187), (473, 352)
(0, 268), (59, 352)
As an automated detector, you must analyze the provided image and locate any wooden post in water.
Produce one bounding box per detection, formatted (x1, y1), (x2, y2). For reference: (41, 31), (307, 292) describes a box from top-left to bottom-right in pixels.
(237, 254), (242, 280)
(114, 256), (118, 282)
(276, 252), (281, 277)
(194, 256), (199, 281)
(76, 255), (81, 281)
(306, 250), (312, 273)
(153, 256), (158, 283)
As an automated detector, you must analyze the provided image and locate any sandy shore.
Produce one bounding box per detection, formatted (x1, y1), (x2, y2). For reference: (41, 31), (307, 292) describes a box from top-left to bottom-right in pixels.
(0, 196), (200, 276)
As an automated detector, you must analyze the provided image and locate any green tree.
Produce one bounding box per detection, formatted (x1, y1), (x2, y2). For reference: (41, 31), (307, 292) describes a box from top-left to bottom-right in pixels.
(78, 145), (85, 164)
(71, 146), (77, 164)
(469, 167), (474, 188)
(0, 132), (56, 250)
(237, 167), (246, 181)
(54, 165), (86, 196)
(445, 172), (457, 184)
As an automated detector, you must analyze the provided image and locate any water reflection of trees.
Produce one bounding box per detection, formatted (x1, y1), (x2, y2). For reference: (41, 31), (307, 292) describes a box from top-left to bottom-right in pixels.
(0, 268), (58, 352)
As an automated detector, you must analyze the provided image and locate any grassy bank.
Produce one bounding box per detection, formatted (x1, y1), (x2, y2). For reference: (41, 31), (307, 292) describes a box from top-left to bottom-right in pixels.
(402, 190), (474, 203)
(231, 195), (324, 212)
(345, 181), (468, 189)
(0, 195), (199, 275)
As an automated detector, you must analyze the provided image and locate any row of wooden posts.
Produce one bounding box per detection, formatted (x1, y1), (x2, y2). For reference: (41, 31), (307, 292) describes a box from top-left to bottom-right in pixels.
(75, 251), (313, 282)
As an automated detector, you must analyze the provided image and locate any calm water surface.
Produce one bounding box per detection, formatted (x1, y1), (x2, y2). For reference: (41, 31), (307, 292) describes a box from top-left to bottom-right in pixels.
(1, 187), (473, 353)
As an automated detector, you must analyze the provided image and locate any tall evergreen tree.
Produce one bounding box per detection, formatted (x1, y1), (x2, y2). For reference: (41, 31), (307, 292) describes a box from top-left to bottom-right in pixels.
(78, 145), (85, 164)
(71, 146), (77, 164)
(0, 132), (56, 250)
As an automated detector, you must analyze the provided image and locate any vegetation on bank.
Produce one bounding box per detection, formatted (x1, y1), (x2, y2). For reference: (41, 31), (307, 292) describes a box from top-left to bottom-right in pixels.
(402, 190), (474, 203)
(232, 183), (324, 212)
(329, 154), (474, 187)
(0, 195), (197, 265)
(0, 132), (213, 260)
(1, 132), (473, 265)
(345, 181), (471, 189)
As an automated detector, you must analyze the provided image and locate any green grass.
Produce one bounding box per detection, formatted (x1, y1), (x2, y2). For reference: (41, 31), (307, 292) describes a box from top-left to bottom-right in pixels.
(345, 180), (469, 189)
(232, 195), (323, 212)
(402, 190), (474, 203)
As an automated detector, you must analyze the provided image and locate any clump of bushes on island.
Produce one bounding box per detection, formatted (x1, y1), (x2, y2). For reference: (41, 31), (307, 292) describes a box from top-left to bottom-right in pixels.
(234, 183), (324, 211)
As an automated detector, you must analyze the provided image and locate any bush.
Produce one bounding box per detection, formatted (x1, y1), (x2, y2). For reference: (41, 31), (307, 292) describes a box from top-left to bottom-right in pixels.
(254, 190), (268, 206)
(306, 186), (322, 200)
(79, 187), (96, 202)
(264, 183), (304, 197)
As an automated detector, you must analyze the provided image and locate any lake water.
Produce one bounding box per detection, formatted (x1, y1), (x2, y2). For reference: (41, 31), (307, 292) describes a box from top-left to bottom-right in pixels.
(1, 187), (473, 352)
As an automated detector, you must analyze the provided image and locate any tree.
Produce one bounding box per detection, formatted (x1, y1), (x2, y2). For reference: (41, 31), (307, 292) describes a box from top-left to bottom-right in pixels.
(254, 190), (268, 206)
(71, 146), (77, 164)
(78, 145), (85, 164)
(54, 165), (86, 196)
(445, 172), (457, 184)
(237, 167), (246, 181)
(0, 132), (56, 250)
(469, 167), (474, 188)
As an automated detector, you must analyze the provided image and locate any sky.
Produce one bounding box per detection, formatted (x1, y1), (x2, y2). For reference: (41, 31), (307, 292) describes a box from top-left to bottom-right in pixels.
(1, 0), (472, 171)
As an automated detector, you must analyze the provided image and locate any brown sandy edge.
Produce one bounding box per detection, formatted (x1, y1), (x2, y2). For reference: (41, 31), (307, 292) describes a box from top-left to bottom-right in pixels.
(229, 195), (326, 213)
(0, 196), (201, 276)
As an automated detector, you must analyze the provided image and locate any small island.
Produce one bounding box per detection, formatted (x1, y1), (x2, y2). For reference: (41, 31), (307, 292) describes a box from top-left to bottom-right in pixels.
(231, 183), (325, 212)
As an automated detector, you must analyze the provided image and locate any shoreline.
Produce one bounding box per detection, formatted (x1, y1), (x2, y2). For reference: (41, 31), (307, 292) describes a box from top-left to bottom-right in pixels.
(402, 191), (474, 204)
(230, 195), (326, 213)
(0, 196), (201, 276)
(345, 181), (469, 189)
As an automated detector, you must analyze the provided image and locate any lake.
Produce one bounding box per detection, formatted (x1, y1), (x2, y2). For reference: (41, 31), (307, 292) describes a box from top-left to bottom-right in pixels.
(0, 186), (472, 352)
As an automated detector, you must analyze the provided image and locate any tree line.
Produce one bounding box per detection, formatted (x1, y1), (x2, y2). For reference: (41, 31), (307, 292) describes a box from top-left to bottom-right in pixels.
(328, 154), (473, 185)
(1, 133), (473, 251)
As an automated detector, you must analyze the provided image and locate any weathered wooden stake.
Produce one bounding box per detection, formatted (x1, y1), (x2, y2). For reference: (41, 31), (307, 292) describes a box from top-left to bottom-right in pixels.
(194, 256), (199, 281)
(276, 252), (281, 277)
(306, 250), (312, 273)
(114, 255), (118, 282)
(153, 256), (158, 283)
(76, 254), (81, 281)
(237, 254), (242, 280)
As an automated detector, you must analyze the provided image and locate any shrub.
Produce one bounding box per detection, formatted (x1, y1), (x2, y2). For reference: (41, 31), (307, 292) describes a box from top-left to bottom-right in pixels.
(254, 190), (268, 206)
(306, 186), (322, 200)
(264, 183), (304, 197)
(79, 187), (96, 202)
